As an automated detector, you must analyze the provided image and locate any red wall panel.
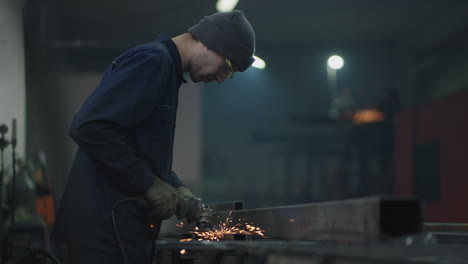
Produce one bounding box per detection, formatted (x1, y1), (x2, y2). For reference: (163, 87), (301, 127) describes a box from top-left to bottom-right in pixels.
(395, 90), (468, 223)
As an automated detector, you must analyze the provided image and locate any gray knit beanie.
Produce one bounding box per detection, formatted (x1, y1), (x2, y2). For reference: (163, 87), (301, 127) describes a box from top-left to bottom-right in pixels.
(188, 10), (256, 72)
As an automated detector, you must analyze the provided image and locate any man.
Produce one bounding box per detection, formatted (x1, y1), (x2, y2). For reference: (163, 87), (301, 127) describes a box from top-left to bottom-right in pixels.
(51, 10), (255, 264)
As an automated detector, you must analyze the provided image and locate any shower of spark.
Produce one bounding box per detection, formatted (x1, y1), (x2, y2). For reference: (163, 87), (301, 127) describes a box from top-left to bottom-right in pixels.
(178, 211), (266, 241)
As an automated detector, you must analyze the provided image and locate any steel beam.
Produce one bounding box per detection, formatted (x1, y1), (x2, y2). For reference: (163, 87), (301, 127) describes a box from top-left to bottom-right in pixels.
(212, 196), (422, 242)
(209, 200), (244, 212)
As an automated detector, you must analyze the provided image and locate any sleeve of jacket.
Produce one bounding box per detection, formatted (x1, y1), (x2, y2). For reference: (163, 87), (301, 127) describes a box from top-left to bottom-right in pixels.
(69, 51), (169, 196)
(169, 170), (184, 188)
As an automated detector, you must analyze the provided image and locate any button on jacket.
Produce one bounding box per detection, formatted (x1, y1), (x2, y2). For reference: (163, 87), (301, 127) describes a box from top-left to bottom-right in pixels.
(51, 33), (187, 253)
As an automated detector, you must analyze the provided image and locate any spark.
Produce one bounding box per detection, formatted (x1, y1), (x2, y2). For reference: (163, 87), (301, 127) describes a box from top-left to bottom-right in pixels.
(179, 211), (266, 241)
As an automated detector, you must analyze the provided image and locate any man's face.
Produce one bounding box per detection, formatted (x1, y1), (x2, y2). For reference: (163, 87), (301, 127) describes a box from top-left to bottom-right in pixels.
(189, 47), (235, 84)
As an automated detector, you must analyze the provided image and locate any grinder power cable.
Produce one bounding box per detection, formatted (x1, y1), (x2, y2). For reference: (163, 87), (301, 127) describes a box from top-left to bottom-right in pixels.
(112, 196), (212, 264)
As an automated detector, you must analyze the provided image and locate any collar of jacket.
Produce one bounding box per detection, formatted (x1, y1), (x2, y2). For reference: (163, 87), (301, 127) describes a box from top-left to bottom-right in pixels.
(156, 33), (187, 84)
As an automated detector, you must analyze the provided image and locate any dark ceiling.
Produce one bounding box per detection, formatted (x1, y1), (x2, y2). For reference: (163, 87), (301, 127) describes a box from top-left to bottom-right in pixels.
(45, 0), (468, 48)
(31, 0), (468, 71)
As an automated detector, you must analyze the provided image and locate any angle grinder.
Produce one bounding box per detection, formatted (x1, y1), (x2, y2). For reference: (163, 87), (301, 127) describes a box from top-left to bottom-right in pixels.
(182, 198), (213, 228)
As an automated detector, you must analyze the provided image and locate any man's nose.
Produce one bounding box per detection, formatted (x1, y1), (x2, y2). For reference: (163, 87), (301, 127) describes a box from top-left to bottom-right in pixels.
(216, 75), (225, 83)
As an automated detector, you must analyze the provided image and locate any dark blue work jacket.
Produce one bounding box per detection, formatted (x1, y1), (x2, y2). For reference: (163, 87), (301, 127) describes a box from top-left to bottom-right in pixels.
(51, 34), (187, 253)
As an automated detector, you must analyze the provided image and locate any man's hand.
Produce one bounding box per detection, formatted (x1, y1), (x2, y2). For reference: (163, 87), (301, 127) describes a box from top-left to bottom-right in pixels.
(177, 187), (198, 200)
(143, 177), (179, 220)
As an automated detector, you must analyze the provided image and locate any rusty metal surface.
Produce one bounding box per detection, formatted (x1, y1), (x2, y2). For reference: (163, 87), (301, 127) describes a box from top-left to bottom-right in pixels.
(211, 196), (422, 242)
(155, 239), (468, 264)
(425, 223), (468, 233)
(423, 223), (468, 244)
(155, 197), (468, 263)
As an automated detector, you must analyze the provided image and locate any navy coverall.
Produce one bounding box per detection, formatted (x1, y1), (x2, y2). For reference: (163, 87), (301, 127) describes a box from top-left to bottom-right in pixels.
(51, 34), (187, 263)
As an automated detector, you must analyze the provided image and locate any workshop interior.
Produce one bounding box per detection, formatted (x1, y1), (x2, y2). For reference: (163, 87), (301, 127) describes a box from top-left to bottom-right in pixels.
(2, 0), (468, 263)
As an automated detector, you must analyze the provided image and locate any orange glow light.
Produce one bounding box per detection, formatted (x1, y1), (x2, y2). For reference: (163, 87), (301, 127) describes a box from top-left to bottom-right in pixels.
(353, 109), (385, 124)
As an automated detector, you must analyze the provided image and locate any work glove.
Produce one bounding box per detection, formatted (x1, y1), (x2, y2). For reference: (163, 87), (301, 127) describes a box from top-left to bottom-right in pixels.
(177, 187), (198, 200)
(143, 177), (186, 220)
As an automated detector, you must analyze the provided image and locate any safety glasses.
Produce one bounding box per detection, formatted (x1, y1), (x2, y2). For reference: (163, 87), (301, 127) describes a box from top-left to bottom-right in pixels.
(221, 58), (234, 79)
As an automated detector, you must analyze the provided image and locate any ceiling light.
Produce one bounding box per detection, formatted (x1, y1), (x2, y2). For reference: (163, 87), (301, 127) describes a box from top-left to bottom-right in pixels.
(327, 55), (344, 70)
(252, 56), (266, 69)
(216, 0), (239, 12)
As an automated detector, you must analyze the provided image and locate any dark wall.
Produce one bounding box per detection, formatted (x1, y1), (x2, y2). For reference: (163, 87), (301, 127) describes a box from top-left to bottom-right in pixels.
(201, 44), (398, 207)
(27, 70), (100, 199)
